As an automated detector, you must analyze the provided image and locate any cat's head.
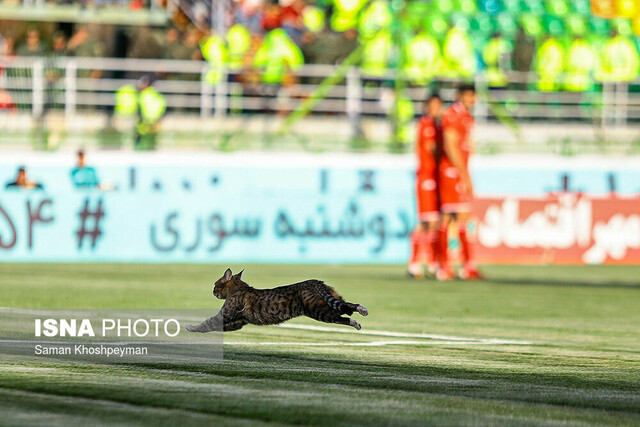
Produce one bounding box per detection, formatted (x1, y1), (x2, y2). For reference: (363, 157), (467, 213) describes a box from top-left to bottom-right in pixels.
(213, 268), (244, 299)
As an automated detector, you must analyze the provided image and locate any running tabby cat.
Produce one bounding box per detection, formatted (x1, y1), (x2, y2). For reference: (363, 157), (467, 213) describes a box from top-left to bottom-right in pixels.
(186, 268), (368, 333)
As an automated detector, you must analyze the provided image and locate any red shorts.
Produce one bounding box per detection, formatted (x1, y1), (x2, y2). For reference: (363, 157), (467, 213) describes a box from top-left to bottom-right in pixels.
(438, 165), (471, 213)
(416, 173), (439, 222)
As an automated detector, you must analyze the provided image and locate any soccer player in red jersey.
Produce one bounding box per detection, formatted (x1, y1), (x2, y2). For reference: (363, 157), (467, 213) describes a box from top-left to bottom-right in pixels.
(408, 94), (443, 279)
(437, 84), (482, 280)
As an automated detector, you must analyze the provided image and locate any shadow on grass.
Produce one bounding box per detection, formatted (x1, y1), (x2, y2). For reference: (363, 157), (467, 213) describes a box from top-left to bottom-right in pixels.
(128, 347), (640, 415)
(486, 277), (640, 289)
(348, 271), (640, 290)
(2, 347), (639, 426)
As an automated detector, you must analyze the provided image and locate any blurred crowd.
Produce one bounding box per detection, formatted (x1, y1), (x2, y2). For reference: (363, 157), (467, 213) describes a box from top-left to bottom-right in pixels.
(1, 0), (640, 96)
(0, 0), (152, 9)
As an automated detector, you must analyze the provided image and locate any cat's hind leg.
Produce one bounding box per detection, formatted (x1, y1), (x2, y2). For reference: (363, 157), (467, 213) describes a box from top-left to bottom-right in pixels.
(305, 301), (363, 330)
(321, 315), (361, 331)
(348, 318), (362, 330)
(344, 302), (369, 316)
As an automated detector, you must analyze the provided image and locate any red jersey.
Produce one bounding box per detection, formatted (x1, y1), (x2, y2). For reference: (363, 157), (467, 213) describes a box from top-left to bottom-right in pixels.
(415, 115), (441, 176)
(440, 102), (474, 168)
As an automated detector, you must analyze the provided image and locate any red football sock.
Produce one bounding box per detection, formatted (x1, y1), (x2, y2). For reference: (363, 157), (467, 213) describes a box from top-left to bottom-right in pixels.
(458, 223), (473, 265)
(437, 224), (449, 267)
(425, 229), (439, 265)
(409, 231), (421, 264)
(415, 232), (428, 264)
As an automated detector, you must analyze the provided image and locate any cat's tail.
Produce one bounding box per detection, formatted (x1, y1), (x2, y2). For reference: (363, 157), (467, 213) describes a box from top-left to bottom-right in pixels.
(311, 281), (355, 315)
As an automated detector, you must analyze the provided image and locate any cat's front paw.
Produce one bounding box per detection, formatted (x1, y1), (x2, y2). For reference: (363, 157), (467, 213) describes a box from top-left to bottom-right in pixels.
(349, 319), (362, 330)
(357, 305), (369, 316)
(185, 324), (196, 332)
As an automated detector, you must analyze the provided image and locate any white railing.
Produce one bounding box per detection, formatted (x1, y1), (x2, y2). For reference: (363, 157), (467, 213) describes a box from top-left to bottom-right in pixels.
(1, 55), (639, 131)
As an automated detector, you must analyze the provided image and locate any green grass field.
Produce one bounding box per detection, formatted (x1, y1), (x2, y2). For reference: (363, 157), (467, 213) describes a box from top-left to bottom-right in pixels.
(0, 264), (639, 426)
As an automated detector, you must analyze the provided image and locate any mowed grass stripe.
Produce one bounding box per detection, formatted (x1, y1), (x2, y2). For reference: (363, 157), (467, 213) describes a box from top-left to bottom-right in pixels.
(0, 387), (277, 427)
(0, 362), (638, 426)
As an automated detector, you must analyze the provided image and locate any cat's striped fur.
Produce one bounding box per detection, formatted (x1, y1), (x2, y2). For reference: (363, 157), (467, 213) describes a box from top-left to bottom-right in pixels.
(186, 268), (368, 333)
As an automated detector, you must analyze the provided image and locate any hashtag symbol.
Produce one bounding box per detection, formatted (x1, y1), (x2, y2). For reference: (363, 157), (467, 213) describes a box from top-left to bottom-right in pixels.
(76, 198), (105, 249)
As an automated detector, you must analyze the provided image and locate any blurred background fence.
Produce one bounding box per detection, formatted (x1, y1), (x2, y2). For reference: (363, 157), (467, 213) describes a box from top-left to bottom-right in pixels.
(2, 55), (640, 153)
(2, 55), (640, 122)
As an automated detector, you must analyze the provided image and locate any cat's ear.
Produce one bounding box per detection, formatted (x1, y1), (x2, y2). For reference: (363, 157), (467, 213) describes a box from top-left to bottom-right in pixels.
(223, 268), (233, 282)
(235, 269), (244, 279)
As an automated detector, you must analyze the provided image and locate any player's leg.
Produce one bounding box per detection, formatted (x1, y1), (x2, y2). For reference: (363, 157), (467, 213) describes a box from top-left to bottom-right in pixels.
(455, 211), (483, 280)
(408, 222), (426, 279)
(423, 219), (440, 276)
(437, 167), (461, 281)
(436, 213), (454, 280)
(410, 176), (440, 278)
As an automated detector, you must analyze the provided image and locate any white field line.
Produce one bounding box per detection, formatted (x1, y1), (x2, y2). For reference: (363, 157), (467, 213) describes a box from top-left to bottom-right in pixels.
(224, 340), (532, 347)
(276, 323), (534, 345)
(0, 340), (218, 346)
(0, 339), (529, 349)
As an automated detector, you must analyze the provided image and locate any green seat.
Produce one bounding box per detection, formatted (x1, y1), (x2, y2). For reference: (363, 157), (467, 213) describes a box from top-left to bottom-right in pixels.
(497, 13), (518, 38)
(521, 13), (544, 38)
(565, 14), (587, 36)
(611, 17), (633, 36)
(521, 0), (545, 14)
(589, 16), (610, 37)
(455, 0), (478, 15)
(405, 1), (432, 30)
(571, 0), (591, 15)
(471, 32), (489, 56)
(501, 0), (521, 14)
(546, 0), (570, 17)
(451, 12), (471, 31)
(434, 0), (456, 16)
(544, 14), (565, 36)
(587, 34), (607, 52)
(471, 12), (495, 36)
(423, 13), (449, 39)
(479, 0), (502, 15)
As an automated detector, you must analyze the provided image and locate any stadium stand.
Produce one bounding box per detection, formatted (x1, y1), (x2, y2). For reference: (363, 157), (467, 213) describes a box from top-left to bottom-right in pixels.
(1, 0), (640, 151)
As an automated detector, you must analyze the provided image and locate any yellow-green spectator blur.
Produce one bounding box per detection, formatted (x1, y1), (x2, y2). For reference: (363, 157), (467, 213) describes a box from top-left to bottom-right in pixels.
(226, 24), (252, 71)
(114, 84), (138, 116)
(535, 36), (565, 91)
(565, 37), (597, 91)
(331, 0), (368, 32)
(253, 28), (304, 85)
(597, 32), (640, 81)
(403, 31), (442, 85)
(442, 26), (476, 79)
(360, 29), (393, 78)
(358, 0), (393, 39)
(303, 6), (326, 33)
(200, 34), (227, 84)
(139, 86), (167, 125)
(190, 0), (640, 91)
(115, 80), (167, 150)
(483, 34), (511, 87)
